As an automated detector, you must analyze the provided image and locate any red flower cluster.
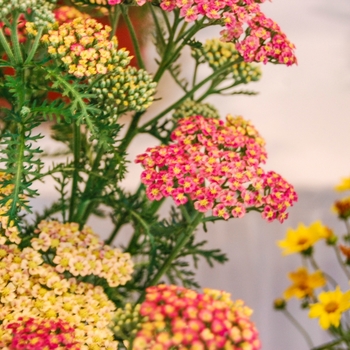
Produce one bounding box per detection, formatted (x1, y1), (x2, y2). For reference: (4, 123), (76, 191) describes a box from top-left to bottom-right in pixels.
(133, 284), (261, 350)
(136, 115), (297, 223)
(108, 0), (296, 66)
(6, 317), (79, 350)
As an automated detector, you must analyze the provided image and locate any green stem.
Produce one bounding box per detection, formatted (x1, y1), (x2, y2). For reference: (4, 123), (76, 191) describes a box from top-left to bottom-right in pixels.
(8, 123), (25, 221)
(105, 219), (125, 246)
(309, 255), (337, 288)
(282, 309), (314, 348)
(139, 60), (237, 132)
(68, 123), (81, 222)
(311, 338), (344, 350)
(24, 26), (44, 64)
(333, 245), (350, 280)
(74, 144), (105, 223)
(109, 5), (121, 40)
(0, 28), (15, 63)
(10, 12), (23, 64)
(120, 5), (146, 70)
(145, 211), (203, 288)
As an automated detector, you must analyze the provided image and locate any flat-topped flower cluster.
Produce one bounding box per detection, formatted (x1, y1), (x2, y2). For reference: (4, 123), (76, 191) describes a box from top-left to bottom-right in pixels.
(136, 114), (297, 222)
(0, 220), (133, 349)
(131, 284), (261, 350)
(106, 0), (297, 66)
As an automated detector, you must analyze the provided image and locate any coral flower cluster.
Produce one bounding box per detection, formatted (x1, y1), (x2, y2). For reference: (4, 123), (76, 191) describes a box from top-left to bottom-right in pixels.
(136, 114), (297, 223)
(0, 241), (118, 349)
(4, 317), (79, 350)
(33, 220), (134, 287)
(132, 284), (261, 350)
(107, 0), (296, 66)
(40, 17), (131, 78)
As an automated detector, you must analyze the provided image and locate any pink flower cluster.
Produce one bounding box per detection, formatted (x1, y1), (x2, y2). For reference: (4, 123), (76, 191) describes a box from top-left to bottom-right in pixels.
(136, 115), (297, 223)
(5, 317), (79, 350)
(133, 284), (261, 350)
(107, 0), (296, 66)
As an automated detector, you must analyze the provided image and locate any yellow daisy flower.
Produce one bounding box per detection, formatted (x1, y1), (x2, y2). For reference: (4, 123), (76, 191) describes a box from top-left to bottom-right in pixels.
(335, 177), (350, 192)
(283, 267), (326, 300)
(278, 221), (327, 255)
(309, 286), (350, 329)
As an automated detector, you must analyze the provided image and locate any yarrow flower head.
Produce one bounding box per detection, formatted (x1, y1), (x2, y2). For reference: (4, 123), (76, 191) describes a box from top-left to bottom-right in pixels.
(33, 220), (134, 287)
(4, 317), (79, 350)
(90, 66), (157, 116)
(0, 231), (120, 349)
(173, 99), (220, 120)
(0, 0), (56, 25)
(132, 284), (261, 350)
(283, 267), (326, 300)
(107, 0), (297, 66)
(136, 114), (297, 223)
(41, 17), (131, 79)
(192, 38), (262, 83)
(278, 221), (331, 255)
(309, 286), (350, 330)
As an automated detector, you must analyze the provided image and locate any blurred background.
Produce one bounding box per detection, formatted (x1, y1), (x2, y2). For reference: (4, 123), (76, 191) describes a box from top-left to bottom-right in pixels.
(35, 0), (350, 349)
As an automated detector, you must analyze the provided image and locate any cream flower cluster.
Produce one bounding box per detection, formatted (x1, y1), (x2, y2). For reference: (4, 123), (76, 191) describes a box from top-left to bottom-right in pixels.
(40, 17), (131, 79)
(193, 38), (262, 84)
(33, 220), (133, 287)
(0, 242), (119, 349)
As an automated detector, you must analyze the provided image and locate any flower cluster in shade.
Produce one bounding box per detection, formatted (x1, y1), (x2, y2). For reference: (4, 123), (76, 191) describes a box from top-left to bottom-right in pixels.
(136, 114), (297, 223)
(38, 17), (131, 79)
(32, 220), (133, 287)
(277, 221), (336, 256)
(173, 99), (220, 120)
(131, 284), (261, 350)
(0, 240), (119, 349)
(3, 317), (79, 350)
(90, 66), (157, 116)
(283, 267), (326, 301)
(309, 286), (350, 330)
(106, 0), (296, 66)
(192, 39), (262, 84)
(0, 0), (56, 25)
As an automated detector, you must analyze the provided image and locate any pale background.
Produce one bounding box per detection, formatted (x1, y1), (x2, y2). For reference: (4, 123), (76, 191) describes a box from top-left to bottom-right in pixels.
(34, 0), (350, 349)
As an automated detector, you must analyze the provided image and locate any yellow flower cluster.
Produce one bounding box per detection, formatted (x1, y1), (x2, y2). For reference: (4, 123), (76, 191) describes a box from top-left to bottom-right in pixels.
(0, 242), (118, 349)
(33, 220), (134, 287)
(172, 98), (220, 120)
(192, 38), (262, 83)
(91, 66), (157, 116)
(41, 17), (131, 79)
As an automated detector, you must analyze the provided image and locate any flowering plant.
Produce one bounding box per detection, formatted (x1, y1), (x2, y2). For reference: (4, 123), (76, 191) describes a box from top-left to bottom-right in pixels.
(275, 177), (350, 349)
(0, 0), (297, 348)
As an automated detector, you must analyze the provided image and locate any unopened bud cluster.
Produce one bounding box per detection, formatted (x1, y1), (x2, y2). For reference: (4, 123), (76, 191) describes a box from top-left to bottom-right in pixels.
(41, 17), (131, 79)
(112, 303), (143, 341)
(173, 99), (220, 120)
(91, 67), (157, 115)
(0, 0), (56, 25)
(193, 39), (262, 84)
